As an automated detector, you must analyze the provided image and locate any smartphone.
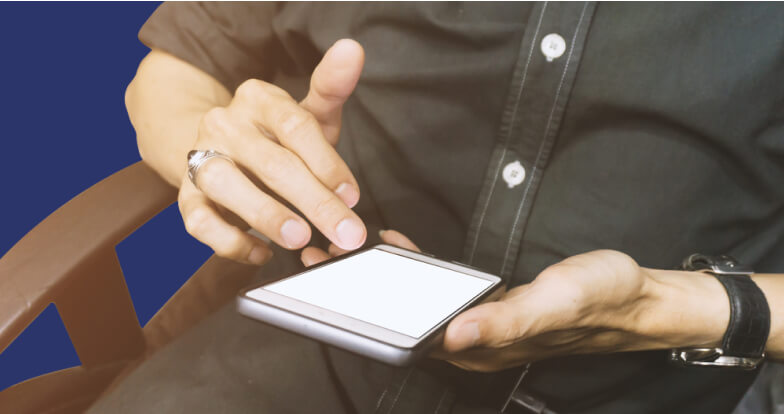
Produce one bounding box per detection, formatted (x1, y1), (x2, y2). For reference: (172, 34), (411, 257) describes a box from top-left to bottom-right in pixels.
(236, 244), (504, 366)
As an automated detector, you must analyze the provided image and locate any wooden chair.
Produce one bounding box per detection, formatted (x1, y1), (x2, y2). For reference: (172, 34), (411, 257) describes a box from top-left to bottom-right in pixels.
(0, 161), (259, 413)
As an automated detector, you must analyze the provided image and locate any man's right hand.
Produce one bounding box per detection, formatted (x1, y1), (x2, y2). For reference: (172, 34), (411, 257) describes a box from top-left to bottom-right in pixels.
(177, 39), (366, 265)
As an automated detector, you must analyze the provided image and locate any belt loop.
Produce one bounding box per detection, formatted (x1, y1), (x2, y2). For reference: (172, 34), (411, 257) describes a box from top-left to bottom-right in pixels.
(500, 363), (558, 414)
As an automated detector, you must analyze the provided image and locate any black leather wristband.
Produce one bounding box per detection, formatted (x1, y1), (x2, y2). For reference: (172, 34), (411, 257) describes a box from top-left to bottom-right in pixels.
(672, 254), (771, 368)
(713, 273), (770, 358)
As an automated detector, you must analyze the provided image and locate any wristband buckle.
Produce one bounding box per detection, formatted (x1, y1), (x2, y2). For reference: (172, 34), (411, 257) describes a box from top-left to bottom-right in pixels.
(681, 254), (754, 276)
(669, 347), (764, 370)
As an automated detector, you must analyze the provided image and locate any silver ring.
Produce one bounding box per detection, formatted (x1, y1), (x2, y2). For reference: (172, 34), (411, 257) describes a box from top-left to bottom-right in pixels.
(187, 149), (235, 190)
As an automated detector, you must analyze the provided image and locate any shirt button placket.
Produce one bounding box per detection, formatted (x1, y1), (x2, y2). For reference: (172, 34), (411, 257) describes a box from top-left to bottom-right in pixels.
(463, 2), (596, 284)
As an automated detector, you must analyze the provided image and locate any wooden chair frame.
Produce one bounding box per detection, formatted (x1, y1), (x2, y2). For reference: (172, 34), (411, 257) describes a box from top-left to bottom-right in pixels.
(0, 162), (258, 413)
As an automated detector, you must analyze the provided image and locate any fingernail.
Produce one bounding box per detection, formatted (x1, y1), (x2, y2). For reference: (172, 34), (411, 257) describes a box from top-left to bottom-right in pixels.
(378, 229), (387, 238)
(281, 219), (309, 248)
(335, 183), (359, 208)
(335, 217), (366, 250)
(248, 246), (271, 265)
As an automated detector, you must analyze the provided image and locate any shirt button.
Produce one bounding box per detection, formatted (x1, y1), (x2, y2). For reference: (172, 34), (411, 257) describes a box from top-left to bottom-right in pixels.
(541, 33), (566, 62)
(502, 161), (526, 189)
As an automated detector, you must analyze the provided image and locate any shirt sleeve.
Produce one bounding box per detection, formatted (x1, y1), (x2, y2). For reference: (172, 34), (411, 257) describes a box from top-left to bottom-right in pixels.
(138, 2), (285, 91)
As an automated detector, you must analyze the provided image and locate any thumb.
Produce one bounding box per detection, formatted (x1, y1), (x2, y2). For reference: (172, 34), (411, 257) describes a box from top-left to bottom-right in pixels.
(443, 301), (523, 352)
(300, 38), (365, 145)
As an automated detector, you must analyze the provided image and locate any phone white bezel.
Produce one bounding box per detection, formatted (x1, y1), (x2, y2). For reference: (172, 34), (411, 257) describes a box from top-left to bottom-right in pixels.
(240, 244), (502, 350)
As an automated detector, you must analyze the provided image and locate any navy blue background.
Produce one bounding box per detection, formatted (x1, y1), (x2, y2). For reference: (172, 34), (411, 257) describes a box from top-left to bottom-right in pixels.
(0, 2), (213, 391)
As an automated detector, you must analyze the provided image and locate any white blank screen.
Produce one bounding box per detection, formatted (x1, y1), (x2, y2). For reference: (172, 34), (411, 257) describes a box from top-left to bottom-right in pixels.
(263, 249), (492, 338)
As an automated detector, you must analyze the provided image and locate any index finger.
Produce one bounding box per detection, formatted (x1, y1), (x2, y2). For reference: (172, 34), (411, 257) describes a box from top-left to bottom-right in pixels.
(231, 80), (360, 208)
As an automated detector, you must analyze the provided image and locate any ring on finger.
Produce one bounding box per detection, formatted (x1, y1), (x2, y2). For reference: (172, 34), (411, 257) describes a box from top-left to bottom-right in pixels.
(187, 149), (236, 191)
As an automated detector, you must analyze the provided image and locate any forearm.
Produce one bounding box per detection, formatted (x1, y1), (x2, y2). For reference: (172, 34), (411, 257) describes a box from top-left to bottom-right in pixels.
(642, 269), (783, 361)
(125, 49), (231, 186)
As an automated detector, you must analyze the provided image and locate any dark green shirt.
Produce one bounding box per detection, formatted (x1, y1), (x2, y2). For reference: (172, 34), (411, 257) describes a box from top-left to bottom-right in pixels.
(140, 2), (784, 413)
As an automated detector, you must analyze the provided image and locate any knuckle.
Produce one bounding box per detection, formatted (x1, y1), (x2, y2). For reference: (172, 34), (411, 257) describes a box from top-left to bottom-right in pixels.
(317, 159), (343, 181)
(199, 107), (233, 138)
(260, 147), (301, 183)
(194, 159), (225, 192)
(212, 239), (243, 259)
(498, 324), (520, 347)
(177, 191), (188, 211)
(311, 195), (342, 222)
(537, 264), (563, 282)
(597, 249), (637, 270)
(183, 207), (212, 237)
(538, 267), (587, 305)
(234, 79), (268, 101)
(235, 79), (290, 103)
(277, 108), (318, 139)
(311, 75), (347, 103)
(488, 304), (521, 347)
(245, 207), (275, 233)
(537, 262), (576, 284)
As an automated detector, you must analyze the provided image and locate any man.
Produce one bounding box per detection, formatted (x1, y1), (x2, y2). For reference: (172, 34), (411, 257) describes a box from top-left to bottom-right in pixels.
(91, 2), (784, 413)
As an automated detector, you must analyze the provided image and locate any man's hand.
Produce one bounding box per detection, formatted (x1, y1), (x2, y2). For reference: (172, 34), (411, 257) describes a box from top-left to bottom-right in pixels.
(441, 250), (738, 372)
(302, 233), (738, 372)
(175, 39), (367, 265)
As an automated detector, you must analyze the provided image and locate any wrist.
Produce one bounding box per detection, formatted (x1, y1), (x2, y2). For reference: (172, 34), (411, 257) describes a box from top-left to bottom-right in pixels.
(635, 268), (730, 349)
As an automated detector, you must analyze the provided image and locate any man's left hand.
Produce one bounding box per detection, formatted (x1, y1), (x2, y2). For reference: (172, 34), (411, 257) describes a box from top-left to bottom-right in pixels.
(300, 230), (730, 372)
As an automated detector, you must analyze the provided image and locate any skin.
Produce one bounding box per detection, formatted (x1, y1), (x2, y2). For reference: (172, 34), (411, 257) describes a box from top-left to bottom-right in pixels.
(127, 39), (783, 372)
